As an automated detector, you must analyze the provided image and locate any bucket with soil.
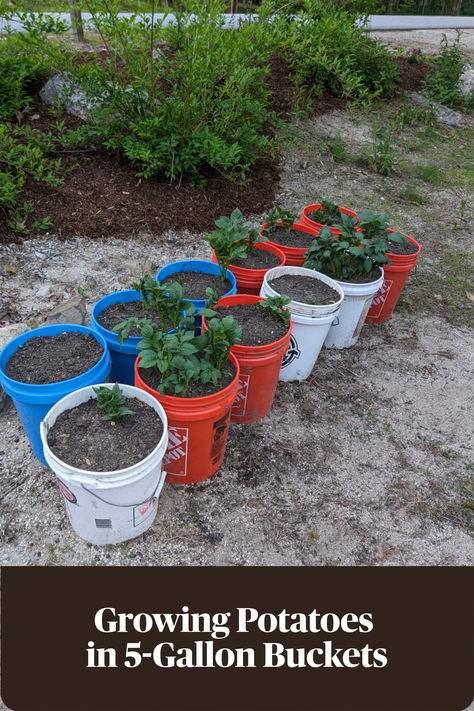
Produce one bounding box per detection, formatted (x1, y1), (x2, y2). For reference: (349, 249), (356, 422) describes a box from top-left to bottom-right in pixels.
(156, 259), (237, 332)
(211, 242), (286, 296)
(211, 294), (292, 423)
(91, 289), (169, 385)
(260, 221), (320, 267)
(260, 266), (344, 381)
(323, 267), (384, 349)
(0, 325), (111, 465)
(366, 229), (421, 324)
(300, 203), (358, 235)
(135, 351), (239, 485)
(40, 383), (168, 545)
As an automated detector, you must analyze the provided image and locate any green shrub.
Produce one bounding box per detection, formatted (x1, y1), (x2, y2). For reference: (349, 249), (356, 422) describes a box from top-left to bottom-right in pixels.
(0, 34), (51, 120)
(424, 30), (467, 108)
(18, 0), (278, 184)
(0, 124), (63, 233)
(259, 0), (399, 105)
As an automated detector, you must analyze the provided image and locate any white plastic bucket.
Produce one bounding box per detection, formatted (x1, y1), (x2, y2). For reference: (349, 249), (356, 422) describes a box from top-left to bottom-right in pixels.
(260, 266), (344, 381)
(40, 383), (169, 545)
(323, 268), (384, 349)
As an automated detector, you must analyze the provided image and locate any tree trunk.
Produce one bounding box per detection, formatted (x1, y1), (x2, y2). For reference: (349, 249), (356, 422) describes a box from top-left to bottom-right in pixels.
(68, 0), (85, 43)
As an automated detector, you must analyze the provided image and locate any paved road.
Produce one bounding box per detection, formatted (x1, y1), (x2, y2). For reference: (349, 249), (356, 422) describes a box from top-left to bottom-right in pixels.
(1, 12), (474, 34)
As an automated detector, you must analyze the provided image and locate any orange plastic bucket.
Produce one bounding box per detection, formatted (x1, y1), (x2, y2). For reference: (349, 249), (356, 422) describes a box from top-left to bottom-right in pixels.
(134, 353), (240, 485)
(366, 230), (421, 324)
(211, 243), (286, 296)
(300, 204), (358, 235)
(215, 294), (292, 424)
(261, 221), (320, 266)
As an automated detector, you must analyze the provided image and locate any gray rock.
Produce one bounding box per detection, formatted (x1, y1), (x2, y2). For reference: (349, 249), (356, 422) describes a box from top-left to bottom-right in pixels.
(45, 296), (87, 325)
(0, 299), (10, 321)
(406, 92), (465, 127)
(0, 323), (29, 352)
(39, 73), (93, 121)
(460, 64), (474, 99)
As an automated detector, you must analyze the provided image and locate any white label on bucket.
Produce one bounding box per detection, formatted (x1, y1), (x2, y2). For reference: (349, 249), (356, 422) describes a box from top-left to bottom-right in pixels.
(281, 335), (301, 368)
(133, 498), (156, 528)
(367, 279), (393, 319)
(163, 426), (188, 476)
(232, 374), (250, 417)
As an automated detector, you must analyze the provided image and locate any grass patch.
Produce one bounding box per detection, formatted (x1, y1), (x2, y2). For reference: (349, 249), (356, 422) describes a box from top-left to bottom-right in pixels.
(414, 164), (443, 185)
(399, 244), (474, 327)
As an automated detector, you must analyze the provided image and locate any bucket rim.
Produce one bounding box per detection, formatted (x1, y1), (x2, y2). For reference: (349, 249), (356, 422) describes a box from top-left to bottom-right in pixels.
(135, 351), (240, 408)
(225, 242), (287, 278)
(212, 293), (292, 354)
(40, 382), (168, 478)
(262, 265), (345, 312)
(0, 324), (110, 393)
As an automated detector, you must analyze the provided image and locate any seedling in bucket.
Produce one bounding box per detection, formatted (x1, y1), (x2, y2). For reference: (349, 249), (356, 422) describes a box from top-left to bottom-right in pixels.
(93, 382), (135, 420)
(203, 208), (265, 281)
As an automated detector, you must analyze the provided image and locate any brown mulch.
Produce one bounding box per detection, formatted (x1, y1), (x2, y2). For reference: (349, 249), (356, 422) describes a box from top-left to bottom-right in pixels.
(393, 53), (433, 93)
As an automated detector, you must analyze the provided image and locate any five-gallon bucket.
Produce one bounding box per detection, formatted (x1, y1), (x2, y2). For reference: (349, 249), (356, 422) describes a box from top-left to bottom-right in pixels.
(366, 231), (421, 324)
(0, 324), (111, 466)
(156, 259), (237, 333)
(260, 266), (344, 381)
(261, 222), (320, 267)
(300, 204), (358, 234)
(215, 294), (292, 423)
(211, 243), (286, 296)
(91, 289), (147, 385)
(135, 353), (240, 485)
(324, 267), (384, 349)
(40, 383), (168, 545)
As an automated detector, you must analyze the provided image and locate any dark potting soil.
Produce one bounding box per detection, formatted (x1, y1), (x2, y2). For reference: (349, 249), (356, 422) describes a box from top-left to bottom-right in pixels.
(265, 227), (315, 249)
(268, 274), (340, 306)
(161, 271), (232, 300)
(47, 396), (163, 471)
(216, 302), (289, 346)
(140, 360), (236, 399)
(230, 248), (281, 270)
(386, 236), (419, 255)
(4, 332), (103, 384)
(96, 299), (172, 337)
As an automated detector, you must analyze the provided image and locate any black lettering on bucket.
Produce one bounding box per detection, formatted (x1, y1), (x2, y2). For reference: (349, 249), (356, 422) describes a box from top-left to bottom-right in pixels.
(281, 334), (300, 368)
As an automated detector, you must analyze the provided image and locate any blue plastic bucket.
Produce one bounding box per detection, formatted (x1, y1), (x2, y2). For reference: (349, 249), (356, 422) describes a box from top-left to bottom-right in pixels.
(0, 324), (111, 466)
(156, 260), (237, 333)
(91, 290), (146, 386)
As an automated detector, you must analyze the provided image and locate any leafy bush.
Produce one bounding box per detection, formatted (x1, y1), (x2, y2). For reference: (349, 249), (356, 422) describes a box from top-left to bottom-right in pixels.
(424, 30), (468, 108)
(18, 0), (278, 184)
(0, 123), (64, 232)
(259, 0), (399, 105)
(0, 34), (51, 120)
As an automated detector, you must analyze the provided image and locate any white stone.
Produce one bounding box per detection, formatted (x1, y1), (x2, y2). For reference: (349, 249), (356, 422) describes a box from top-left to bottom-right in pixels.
(36, 285), (53, 298)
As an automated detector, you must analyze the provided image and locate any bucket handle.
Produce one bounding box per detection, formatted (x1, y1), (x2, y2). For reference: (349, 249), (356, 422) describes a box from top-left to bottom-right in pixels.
(331, 316), (340, 326)
(80, 469), (166, 509)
